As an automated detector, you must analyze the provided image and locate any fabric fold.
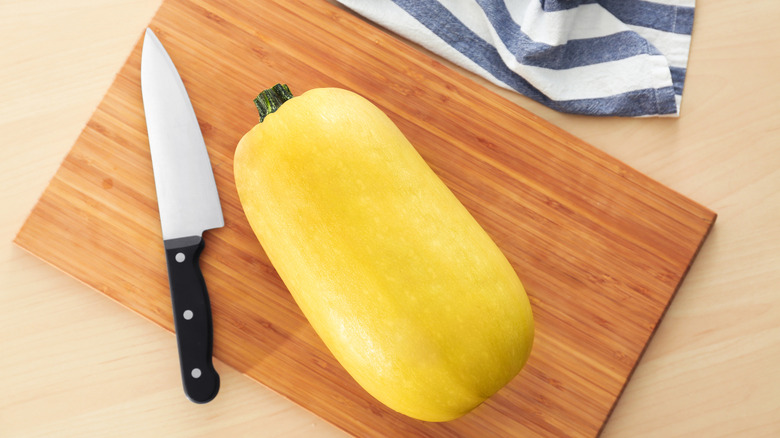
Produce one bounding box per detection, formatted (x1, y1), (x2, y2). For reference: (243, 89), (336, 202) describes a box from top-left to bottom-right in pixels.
(337, 0), (695, 117)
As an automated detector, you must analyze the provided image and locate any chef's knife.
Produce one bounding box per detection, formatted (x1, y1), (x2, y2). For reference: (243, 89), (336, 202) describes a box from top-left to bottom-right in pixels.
(140, 27), (222, 404)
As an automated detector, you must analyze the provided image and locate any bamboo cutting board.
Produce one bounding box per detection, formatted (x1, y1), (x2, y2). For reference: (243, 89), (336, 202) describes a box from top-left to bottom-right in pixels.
(15, 0), (716, 436)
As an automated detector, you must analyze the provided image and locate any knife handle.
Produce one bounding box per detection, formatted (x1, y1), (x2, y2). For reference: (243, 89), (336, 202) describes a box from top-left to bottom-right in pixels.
(164, 235), (219, 404)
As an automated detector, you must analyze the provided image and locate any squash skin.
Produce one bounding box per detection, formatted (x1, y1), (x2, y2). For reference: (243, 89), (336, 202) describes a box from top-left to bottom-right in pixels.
(234, 88), (534, 422)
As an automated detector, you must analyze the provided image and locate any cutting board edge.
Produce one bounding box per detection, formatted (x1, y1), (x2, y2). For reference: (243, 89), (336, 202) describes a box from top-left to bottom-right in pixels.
(596, 213), (716, 436)
(12, 227), (173, 334)
(9, 15), (154, 255)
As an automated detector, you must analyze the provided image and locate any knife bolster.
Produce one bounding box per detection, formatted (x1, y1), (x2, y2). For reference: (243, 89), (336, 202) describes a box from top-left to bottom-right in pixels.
(164, 235), (203, 250)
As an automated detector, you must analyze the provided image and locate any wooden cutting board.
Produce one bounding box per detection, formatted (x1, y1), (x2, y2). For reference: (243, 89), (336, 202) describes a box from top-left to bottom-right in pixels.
(15, 0), (716, 436)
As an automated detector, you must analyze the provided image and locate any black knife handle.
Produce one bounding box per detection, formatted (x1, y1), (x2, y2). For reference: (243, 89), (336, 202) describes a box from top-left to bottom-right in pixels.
(164, 235), (219, 404)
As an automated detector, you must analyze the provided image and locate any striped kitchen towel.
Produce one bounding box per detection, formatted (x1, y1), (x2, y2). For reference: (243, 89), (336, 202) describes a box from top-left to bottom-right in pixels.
(337, 0), (695, 117)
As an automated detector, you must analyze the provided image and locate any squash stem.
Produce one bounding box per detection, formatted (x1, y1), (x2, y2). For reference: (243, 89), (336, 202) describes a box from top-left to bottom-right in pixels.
(254, 84), (293, 122)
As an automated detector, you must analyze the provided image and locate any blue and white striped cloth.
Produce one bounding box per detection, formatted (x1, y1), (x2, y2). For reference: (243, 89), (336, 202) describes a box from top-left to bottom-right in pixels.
(337, 0), (695, 117)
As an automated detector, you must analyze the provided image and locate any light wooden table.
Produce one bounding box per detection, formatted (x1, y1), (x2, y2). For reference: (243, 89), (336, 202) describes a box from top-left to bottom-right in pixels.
(2, 1), (778, 436)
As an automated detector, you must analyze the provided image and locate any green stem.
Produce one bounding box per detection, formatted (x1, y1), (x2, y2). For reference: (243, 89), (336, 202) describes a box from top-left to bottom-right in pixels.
(253, 84), (294, 122)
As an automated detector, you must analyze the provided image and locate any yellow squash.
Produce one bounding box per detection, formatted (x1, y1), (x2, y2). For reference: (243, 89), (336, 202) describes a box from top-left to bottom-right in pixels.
(234, 85), (534, 422)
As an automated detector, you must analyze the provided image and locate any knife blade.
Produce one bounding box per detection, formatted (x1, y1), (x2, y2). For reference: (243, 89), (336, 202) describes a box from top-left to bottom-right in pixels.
(140, 27), (222, 404)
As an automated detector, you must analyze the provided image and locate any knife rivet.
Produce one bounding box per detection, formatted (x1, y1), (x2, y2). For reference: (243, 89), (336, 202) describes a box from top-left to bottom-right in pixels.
(183, 310), (194, 320)
(175, 252), (185, 263)
(191, 368), (202, 379)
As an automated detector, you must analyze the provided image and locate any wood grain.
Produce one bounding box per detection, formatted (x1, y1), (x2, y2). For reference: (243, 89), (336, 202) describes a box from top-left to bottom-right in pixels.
(13, 0), (715, 436)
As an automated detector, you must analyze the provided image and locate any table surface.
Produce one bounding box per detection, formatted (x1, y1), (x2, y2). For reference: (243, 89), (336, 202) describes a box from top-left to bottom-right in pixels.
(1, 1), (778, 437)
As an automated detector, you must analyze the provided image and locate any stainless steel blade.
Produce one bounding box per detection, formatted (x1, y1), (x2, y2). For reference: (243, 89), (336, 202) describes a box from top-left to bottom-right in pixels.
(141, 28), (223, 241)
